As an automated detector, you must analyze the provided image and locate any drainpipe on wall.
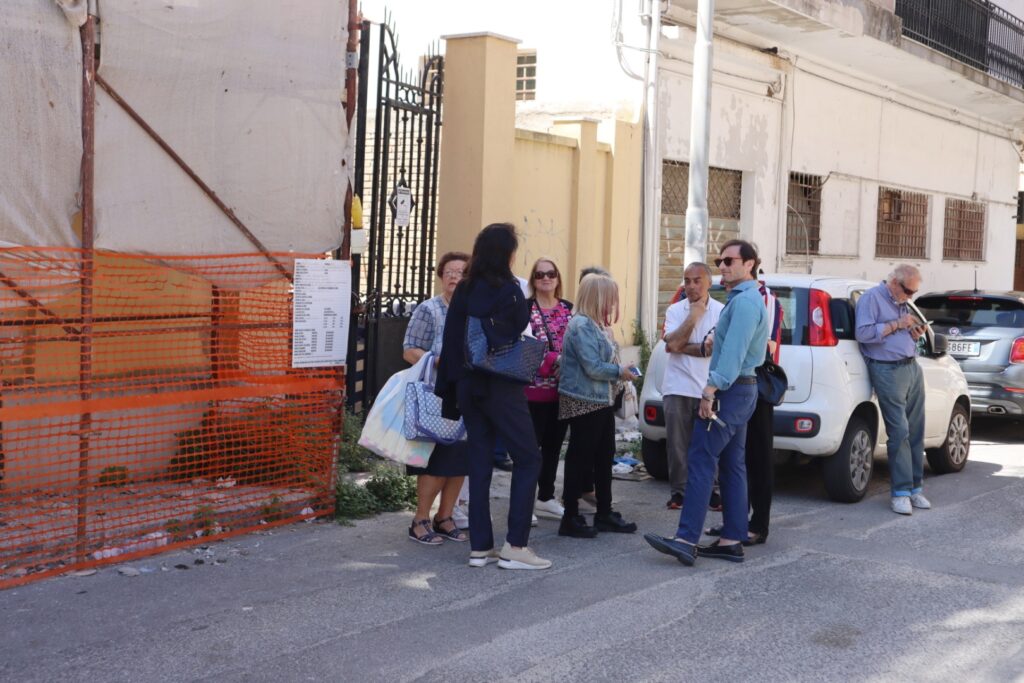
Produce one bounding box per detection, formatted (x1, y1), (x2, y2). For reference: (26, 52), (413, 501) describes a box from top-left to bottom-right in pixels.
(639, 0), (662, 336)
(683, 0), (715, 267)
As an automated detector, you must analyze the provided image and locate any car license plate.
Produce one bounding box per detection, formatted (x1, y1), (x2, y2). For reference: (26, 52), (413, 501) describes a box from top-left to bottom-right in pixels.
(948, 341), (980, 357)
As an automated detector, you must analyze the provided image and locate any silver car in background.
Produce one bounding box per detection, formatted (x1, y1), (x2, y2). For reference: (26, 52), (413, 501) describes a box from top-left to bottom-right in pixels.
(915, 291), (1024, 419)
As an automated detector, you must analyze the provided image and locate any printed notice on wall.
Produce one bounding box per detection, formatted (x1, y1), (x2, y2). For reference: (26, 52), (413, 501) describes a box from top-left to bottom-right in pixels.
(291, 259), (351, 368)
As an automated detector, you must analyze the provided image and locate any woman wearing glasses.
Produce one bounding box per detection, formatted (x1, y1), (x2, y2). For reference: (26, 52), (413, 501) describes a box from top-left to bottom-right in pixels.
(557, 273), (639, 538)
(402, 251), (471, 546)
(525, 258), (574, 522)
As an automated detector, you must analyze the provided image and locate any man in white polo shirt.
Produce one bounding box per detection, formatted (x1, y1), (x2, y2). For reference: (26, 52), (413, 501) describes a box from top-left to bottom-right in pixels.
(661, 262), (724, 510)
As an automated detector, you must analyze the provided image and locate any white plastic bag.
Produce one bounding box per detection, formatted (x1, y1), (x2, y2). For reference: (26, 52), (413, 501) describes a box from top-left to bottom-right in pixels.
(358, 356), (434, 467)
(615, 382), (639, 421)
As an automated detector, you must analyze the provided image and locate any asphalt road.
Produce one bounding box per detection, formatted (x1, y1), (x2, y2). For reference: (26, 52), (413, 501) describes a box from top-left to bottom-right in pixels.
(2, 417), (1022, 682)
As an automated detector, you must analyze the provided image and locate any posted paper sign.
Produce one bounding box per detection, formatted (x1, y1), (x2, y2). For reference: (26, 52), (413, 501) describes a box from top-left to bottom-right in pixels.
(292, 259), (351, 368)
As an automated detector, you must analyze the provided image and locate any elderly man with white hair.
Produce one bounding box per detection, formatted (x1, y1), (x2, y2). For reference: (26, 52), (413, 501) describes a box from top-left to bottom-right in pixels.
(854, 264), (931, 515)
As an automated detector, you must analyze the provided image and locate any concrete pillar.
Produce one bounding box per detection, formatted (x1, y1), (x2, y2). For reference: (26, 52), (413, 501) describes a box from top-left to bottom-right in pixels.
(436, 32), (520, 259)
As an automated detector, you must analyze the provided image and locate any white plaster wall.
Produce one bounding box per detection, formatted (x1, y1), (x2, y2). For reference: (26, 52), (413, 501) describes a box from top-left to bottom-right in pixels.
(657, 56), (784, 270)
(658, 43), (1020, 291)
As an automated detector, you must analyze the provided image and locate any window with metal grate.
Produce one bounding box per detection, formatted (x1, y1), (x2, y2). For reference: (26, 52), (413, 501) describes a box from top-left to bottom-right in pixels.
(786, 173), (822, 256)
(876, 187), (929, 259)
(943, 199), (985, 261)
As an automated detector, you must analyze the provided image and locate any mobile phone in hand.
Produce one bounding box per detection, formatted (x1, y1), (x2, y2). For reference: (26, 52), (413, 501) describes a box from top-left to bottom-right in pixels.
(629, 366), (642, 378)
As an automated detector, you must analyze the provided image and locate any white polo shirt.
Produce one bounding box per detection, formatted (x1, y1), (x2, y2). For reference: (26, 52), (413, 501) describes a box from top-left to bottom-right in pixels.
(661, 296), (724, 399)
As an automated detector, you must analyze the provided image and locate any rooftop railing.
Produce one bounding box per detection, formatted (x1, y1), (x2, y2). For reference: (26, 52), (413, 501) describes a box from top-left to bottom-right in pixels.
(896, 0), (1024, 90)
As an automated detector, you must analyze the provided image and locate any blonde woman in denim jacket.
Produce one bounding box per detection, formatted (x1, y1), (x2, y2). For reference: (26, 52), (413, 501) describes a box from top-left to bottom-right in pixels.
(557, 273), (639, 538)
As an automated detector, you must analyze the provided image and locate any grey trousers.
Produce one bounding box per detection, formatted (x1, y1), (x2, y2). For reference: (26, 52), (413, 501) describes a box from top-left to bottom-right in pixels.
(664, 394), (700, 497)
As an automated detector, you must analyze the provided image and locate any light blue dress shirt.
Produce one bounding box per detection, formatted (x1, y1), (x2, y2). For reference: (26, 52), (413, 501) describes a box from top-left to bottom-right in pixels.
(707, 280), (770, 391)
(854, 282), (916, 361)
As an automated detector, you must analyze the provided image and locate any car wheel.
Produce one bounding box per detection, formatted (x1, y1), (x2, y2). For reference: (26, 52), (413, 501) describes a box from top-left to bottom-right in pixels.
(926, 403), (970, 474)
(823, 417), (874, 503)
(641, 437), (669, 481)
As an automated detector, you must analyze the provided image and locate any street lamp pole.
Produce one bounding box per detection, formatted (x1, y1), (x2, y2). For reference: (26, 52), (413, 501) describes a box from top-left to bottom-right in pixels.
(684, 0), (716, 266)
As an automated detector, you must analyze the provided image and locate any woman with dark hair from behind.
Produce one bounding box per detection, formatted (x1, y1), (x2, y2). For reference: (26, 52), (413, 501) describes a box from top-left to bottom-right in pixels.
(435, 223), (551, 570)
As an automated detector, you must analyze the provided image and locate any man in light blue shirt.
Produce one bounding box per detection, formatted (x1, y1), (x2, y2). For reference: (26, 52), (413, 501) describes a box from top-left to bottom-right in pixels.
(645, 240), (769, 566)
(855, 264), (930, 516)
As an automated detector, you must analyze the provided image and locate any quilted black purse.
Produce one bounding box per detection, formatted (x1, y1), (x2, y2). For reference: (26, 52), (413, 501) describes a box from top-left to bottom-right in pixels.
(465, 315), (546, 384)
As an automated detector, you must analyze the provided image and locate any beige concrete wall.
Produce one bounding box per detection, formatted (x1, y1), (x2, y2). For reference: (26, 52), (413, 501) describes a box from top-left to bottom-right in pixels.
(439, 33), (642, 342)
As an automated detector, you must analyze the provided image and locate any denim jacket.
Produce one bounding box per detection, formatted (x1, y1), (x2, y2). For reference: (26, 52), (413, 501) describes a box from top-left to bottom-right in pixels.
(558, 314), (621, 404)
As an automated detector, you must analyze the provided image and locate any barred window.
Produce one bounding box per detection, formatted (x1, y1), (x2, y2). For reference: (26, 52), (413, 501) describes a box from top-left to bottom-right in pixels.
(516, 51), (536, 101)
(943, 199), (985, 261)
(786, 173), (822, 255)
(660, 161), (741, 219)
(876, 187), (929, 259)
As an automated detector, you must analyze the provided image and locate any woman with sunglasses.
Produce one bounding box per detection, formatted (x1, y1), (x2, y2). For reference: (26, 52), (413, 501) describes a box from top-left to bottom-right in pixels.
(525, 258), (574, 522)
(557, 273), (639, 538)
(402, 251), (471, 546)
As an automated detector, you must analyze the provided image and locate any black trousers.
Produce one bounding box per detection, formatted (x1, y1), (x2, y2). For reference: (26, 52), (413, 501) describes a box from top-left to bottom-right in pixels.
(744, 398), (775, 536)
(528, 400), (569, 502)
(562, 406), (615, 518)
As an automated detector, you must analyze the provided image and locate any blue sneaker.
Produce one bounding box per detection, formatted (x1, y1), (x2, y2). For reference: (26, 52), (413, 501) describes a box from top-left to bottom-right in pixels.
(643, 533), (696, 566)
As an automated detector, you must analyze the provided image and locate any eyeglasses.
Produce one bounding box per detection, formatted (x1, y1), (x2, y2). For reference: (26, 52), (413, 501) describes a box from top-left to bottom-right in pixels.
(442, 270), (464, 279)
(713, 256), (743, 268)
(533, 270), (558, 280)
(898, 282), (917, 296)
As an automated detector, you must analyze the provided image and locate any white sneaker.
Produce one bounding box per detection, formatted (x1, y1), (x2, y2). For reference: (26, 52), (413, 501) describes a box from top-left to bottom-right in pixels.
(534, 498), (564, 520)
(909, 493), (932, 510)
(452, 503), (470, 530)
(497, 542), (552, 570)
(531, 514), (538, 527)
(468, 548), (500, 568)
(891, 496), (913, 515)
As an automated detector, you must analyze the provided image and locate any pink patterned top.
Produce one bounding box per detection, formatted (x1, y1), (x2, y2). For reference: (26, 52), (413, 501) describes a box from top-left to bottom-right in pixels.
(525, 299), (573, 402)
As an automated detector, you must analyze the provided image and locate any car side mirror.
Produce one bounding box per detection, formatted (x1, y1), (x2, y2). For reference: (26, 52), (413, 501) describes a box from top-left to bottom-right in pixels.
(932, 332), (948, 357)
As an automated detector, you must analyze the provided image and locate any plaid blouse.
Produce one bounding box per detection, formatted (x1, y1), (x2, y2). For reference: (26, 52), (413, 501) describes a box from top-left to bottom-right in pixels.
(403, 295), (448, 357)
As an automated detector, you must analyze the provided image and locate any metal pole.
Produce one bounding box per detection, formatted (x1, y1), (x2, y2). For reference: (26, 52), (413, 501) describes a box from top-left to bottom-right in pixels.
(76, 13), (97, 562)
(640, 0), (661, 335)
(684, 0), (716, 267)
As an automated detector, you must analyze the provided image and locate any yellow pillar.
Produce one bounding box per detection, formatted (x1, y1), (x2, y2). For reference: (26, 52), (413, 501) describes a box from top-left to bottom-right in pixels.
(436, 32), (520, 260)
(606, 118), (643, 343)
(550, 118), (598, 299)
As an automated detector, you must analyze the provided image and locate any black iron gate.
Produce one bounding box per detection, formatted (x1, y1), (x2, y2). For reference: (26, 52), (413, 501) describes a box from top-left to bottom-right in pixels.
(347, 18), (444, 412)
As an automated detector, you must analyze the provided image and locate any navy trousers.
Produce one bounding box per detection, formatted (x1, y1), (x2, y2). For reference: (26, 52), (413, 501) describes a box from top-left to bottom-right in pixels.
(457, 375), (541, 551)
(675, 380), (759, 544)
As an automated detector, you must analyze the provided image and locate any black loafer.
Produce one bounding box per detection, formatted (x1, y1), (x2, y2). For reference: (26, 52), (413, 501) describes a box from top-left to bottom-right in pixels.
(705, 526), (767, 546)
(593, 511), (637, 534)
(697, 539), (744, 562)
(643, 533), (696, 566)
(558, 514), (598, 538)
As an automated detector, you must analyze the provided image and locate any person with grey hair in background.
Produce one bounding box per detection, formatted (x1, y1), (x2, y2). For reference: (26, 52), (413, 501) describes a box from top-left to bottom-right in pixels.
(660, 261), (723, 510)
(855, 263), (931, 516)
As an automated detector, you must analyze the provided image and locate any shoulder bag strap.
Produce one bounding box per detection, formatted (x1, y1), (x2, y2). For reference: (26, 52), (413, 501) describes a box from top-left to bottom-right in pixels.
(532, 299), (556, 352)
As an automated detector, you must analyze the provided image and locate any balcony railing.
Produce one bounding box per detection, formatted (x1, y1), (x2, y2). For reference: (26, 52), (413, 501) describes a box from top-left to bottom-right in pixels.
(896, 0), (1024, 89)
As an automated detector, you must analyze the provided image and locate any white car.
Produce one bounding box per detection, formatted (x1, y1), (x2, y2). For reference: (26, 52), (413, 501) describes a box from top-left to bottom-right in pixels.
(638, 275), (972, 502)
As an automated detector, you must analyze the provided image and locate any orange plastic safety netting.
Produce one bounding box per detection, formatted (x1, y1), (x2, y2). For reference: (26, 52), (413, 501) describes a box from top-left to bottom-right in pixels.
(0, 247), (343, 588)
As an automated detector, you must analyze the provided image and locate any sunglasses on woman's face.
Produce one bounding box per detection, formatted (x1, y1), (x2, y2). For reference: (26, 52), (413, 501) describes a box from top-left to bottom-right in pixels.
(533, 270), (558, 280)
(713, 256), (742, 268)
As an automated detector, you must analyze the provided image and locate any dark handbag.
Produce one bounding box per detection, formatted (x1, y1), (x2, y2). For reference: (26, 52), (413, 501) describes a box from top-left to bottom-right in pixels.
(465, 315), (547, 384)
(755, 350), (788, 406)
